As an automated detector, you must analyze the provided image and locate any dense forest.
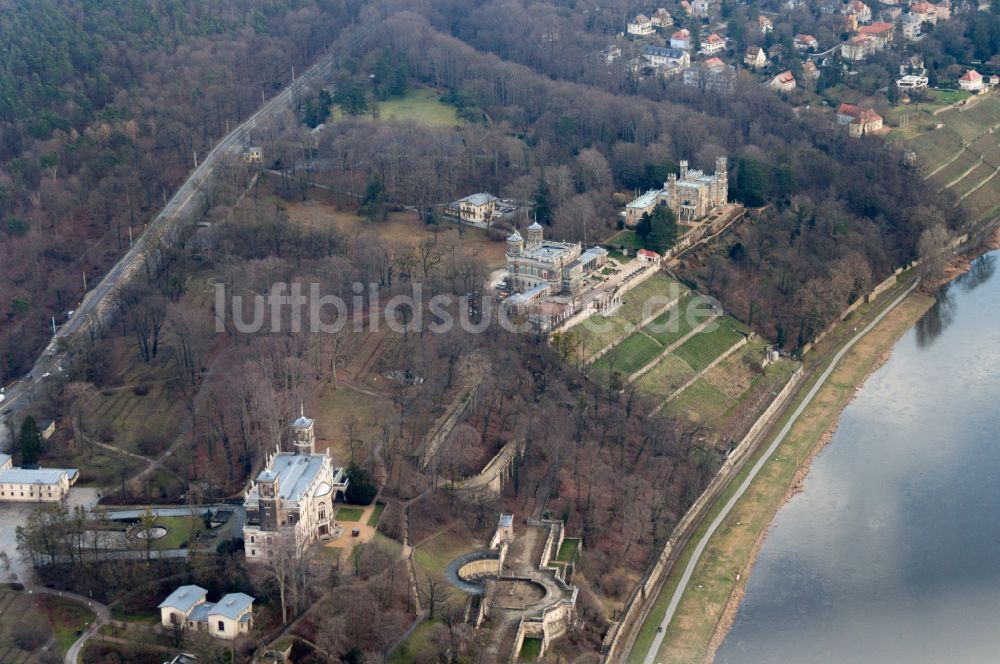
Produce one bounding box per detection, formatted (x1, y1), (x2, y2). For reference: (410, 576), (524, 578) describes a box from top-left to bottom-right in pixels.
(0, 0), (358, 381)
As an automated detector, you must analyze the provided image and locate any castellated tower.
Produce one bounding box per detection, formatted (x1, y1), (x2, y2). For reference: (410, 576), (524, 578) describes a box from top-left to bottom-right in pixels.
(506, 228), (524, 256)
(679, 159), (689, 180)
(715, 156), (728, 203)
(291, 407), (316, 454)
(526, 221), (544, 246)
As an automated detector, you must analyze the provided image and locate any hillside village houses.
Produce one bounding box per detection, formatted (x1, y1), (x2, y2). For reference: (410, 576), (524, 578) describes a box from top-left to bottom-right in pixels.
(159, 586), (255, 640)
(242, 411), (349, 561)
(793, 34), (819, 51)
(683, 57), (736, 91)
(627, 14), (655, 37)
(505, 223), (608, 297)
(700, 33), (726, 55)
(960, 69), (984, 92)
(679, 0), (693, 15)
(651, 8), (673, 27)
(803, 60), (820, 80)
(897, 74), (929, 90)
(841, 33), (878, 60)
(624, 157), (729, 225)
(744, 46), (767, 69)
(670, 28), (692, 50)
(836, 103), (884, 137)
(901, 14), (923, 39)
(758, 15), (773, 33)
(770, 70), (797, 93)
(692, 0), (711, 17)
(843, 0), (872, 24)
(858, 22), (894, 47)
(0, 453), (78, 502)
(444, 193), (497, 224)
(643, 45), (690, 75)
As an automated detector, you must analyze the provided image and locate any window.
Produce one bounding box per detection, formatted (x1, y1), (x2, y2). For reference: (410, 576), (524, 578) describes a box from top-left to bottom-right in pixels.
(250, 535), (255, 543)
(218, 620), (225, 632)
(251, 549), (256, 556)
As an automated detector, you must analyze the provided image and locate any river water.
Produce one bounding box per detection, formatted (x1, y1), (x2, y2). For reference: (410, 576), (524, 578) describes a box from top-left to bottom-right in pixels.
(717, 253), (1000, 664)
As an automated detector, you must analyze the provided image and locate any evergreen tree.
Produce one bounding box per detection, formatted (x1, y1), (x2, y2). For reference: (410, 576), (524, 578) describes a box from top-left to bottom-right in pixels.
(645, 206), (678, 253)
(19, 416), (42, 466)
(359, 173), (385, 222)
(535, 178), (553, 225)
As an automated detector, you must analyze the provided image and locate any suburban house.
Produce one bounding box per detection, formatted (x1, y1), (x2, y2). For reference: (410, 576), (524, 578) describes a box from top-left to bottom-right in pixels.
(600, 45), (622, 63)
(444, 193), (498, 224)
(960, 69), (984, 92)
(506, 223), (608, 296)
(700, 33), (726, 55)
(803, 60), (820, 79)
(768, 44), (786, 61)
(243, 147), (262, 164)
(744, 46), (767, 69)
(769, 70), (796, 93)
(643, 45), (691, 75)
(627, 14), (655, 36)
(692, 0), (711, 17)
(858, 22), (894, 46)
(651, 8), (673, 27)
(837, 104), (883, 137)
(243, 412), (349, 561)
(843, 0), (872, 24)
(0, 454), (78, 502)
(897, 74), (929, 90)
(679, 0), (693, 14)
(793, 34), (819, 50)
(625, 190), (661, 227)
(159, 586), (255, 640)
(683, 57), (736, 91)
(758, 15), (773, 33)
(901, 14), (923, 39)
(670, 28), (692, 50)
(637, 248), (662, 264)
(840, 33), (877, 60)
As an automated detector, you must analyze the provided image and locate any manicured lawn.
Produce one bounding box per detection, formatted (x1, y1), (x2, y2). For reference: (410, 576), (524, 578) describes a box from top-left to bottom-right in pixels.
(556, 537), (580, 563)
(664, 377), (738, 427)
(573, 312), (631, 360)
(372, 533), (404, 559)
(368, 501), (386, 527)
(389, 619), (439, 664)
(672, 316), (748, 372)
(136, 515), (204, 550)
(908, 125), (965, 171)
(336, 507), (365, 522)
(607, 229), (644, 252)
(634, 354), (697, 398)
(641, 294), (710, 348)
(615, 271), (683, 325)
(377, 88), (459, 127)
(589, 332), (663, 383)
(933, 89), (971, 104)
(520, 637), (543, 660)
(413, 529), (473, 582)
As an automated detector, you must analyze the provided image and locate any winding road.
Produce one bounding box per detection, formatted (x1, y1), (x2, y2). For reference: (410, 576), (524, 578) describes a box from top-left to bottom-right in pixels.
(639, 281), (918, 664)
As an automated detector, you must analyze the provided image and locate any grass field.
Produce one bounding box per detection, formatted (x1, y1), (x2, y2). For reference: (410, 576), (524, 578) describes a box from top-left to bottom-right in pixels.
(413, 528), (476, 583)
(615, 272), (683, 324)
(950, 162), (995, 198)
(368, 502), (386, 527)
(389, 620), (440, 664)
(672, 316), (748, 372)
(633, 291), (935, 664)
(704, 339), (768, 399)
(664, 377), (738, 425)
(377, 88), (460, 127)
(520, 637), (543, 659)
(556, 537), (581, 563)
(145, 515), (204, 550)
(928, 150), (981, 188)
(642, 294), (709, 348)
(607, 229), (645, 251)
(574, 312), (632, 358)
(589, 332), (663, 383)
(634, 354), (697, 398)
(336, 507), (365, 522)
(937, 96), (1000, 140)
(41, 596), (95, 656)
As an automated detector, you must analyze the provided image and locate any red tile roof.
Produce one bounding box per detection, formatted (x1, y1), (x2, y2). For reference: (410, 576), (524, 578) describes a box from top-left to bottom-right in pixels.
(837, 103), (862, 117)
(859, 22), (893, 34)
(960, 69), (982, 81)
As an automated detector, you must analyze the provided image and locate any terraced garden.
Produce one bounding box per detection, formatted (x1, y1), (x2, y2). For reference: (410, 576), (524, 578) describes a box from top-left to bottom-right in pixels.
(672, 316), (750, 372)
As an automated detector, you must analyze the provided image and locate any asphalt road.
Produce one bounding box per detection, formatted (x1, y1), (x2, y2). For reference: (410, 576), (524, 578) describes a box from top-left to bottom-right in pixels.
(639, 282), (918, 664)
(0, 57), (334, 438)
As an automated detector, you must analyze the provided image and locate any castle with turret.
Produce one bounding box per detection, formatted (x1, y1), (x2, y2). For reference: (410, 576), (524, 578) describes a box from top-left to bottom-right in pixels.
(242, 410), (348, 561)
(505, 222), (608, 298)
(625, 156), (729, 226)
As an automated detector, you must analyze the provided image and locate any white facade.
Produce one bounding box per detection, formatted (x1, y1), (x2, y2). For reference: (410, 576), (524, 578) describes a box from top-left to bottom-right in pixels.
(0, 454), (78, 502)
(897, 75), (929, 90)
(160, 586), (254, 640)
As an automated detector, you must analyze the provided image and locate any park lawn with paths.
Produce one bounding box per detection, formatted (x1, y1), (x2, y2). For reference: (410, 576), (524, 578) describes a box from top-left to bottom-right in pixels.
(40, 596), (96, 656)
(589, 332), (662, 384)
(376, 87), (459, 126)
(672, 316), (748, 372)
(633, 290), (934, 664)
(141, 515), (205, 550)
(336, 507), (365, 522)
(634, 354), (696, 398)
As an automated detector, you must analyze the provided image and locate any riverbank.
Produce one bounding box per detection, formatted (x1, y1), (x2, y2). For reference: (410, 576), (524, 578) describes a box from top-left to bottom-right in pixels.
(629, 280), (936, 664)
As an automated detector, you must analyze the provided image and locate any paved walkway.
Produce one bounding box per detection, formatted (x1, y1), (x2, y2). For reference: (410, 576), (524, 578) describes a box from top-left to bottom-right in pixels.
(640, 282), (918, 664)
(25, 585), (111, 664)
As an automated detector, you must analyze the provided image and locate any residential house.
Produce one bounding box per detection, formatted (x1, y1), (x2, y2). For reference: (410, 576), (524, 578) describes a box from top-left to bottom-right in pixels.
(0, 454), (78, 502)
(804, 60), (821, 79)
(683, 57), (736, 91)
(959, 69), (984, 91)
(600, 44), (622, 63)
(858, 22), (893, 46)
(840, 34), (876, 60)
(909, 2), (938, 24)
(901, 55), (926, 76)
(444, 193), (498, 224)
(849, 109), (883, 137)
(243, 412), (349, 561)
(886, 6), (903, 19)
(40, 420), (56, 441)
(700, 33), (726, 55)
(693, 0), (711, 17)
(744, 45), (767, 69)
(768, 44), (787, 60)
(794, 34), (819, 50)
(897, 74), (929, 90)
(159, 586), (255, 640)
(637, 248), (662, 263)
(671, 28), (692, 50)
(625, 190), (661, 227)
(837, 103), (862, 124)
(901, 14), (923, 39)
(758, 15), (773, 33)
(769, 70), (797, 92)
(935, 0), (952, 20)
(843, 0), (872, 24)
(643, 45), (691, 75)
(651, 8), (674, 27)
(627, 14), (655, 36)
(680, 0), (693, 14)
